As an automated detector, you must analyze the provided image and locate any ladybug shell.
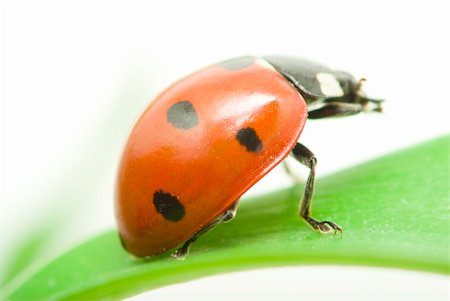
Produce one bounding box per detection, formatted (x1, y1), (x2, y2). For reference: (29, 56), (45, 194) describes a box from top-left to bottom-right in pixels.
(116, 57), (308, 257)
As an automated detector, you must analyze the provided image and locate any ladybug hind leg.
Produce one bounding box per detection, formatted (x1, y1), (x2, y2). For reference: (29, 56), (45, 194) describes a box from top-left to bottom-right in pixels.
(291, 143), (342, 235)
(171, 201), (239, 260)
(282, 160), (302, 183)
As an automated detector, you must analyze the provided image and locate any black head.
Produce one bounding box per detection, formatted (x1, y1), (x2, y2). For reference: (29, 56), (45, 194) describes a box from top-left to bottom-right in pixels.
(326, 76), (384, 112)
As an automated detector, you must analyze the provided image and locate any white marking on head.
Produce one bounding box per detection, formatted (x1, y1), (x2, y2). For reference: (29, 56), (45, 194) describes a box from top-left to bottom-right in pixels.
(316, 72), (344, 97)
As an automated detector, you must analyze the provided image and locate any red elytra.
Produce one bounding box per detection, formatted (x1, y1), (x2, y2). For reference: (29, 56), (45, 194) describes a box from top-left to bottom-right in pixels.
(115, 57), (308, 257)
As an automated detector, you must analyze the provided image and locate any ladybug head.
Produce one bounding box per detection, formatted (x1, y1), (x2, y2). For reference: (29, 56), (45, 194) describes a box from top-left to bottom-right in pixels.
(320, 71), (384, 113)
(351, 77), (384, 113)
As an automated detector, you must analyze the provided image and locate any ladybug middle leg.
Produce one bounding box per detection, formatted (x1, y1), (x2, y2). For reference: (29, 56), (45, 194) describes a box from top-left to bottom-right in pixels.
(172, 201), (239, 260)
(291, 143), (342, 234)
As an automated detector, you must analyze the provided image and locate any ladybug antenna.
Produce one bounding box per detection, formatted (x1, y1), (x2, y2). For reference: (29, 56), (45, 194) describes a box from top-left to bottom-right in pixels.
(355, 77), (367, 92)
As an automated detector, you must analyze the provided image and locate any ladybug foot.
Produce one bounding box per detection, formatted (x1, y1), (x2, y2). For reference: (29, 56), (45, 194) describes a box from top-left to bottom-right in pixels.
(171, 246), (189, 260)
(305, 216), (343, 236)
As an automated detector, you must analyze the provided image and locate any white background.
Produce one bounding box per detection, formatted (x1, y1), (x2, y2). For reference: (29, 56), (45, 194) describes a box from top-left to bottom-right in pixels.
(1, 0), (448, 300)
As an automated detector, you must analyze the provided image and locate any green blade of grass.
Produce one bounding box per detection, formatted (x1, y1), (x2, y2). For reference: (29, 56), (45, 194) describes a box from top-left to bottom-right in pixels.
(7, 135), (449, 300)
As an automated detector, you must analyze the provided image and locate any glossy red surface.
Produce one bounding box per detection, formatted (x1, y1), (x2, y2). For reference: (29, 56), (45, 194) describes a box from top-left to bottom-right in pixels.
(116, 57), (308, 256)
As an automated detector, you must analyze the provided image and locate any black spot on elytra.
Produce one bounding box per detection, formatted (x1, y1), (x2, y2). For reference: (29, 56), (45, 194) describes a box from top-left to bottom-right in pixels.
(219, 56), (256, 71)
(236, 127), (263, 153)
(153, 190), (185, 222)
(166, 100), (198, 129)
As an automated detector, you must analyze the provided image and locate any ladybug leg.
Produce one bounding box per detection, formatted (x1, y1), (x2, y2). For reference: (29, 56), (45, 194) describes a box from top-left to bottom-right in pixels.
(172, 201), (239, 260)
(308, 102), (363, 119)
(291, 143), (342, 235)
(282, 160), (301, 183)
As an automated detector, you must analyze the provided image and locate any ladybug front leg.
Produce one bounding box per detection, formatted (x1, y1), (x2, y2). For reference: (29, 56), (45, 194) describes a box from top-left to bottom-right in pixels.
(172, 201), (239, 260)
(308, 102), (363, 119)
(291, 143), (342, 234)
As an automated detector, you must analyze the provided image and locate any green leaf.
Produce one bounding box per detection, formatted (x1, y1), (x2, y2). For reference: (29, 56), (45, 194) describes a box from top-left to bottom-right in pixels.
(6, 135), (449, 300)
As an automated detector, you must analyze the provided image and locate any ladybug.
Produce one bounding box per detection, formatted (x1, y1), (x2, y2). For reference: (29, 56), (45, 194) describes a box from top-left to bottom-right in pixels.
(115, 55), (383, 259)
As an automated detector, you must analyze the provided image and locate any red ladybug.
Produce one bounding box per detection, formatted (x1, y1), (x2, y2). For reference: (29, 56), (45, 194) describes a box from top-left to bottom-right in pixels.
(115, 56), (383, 259)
